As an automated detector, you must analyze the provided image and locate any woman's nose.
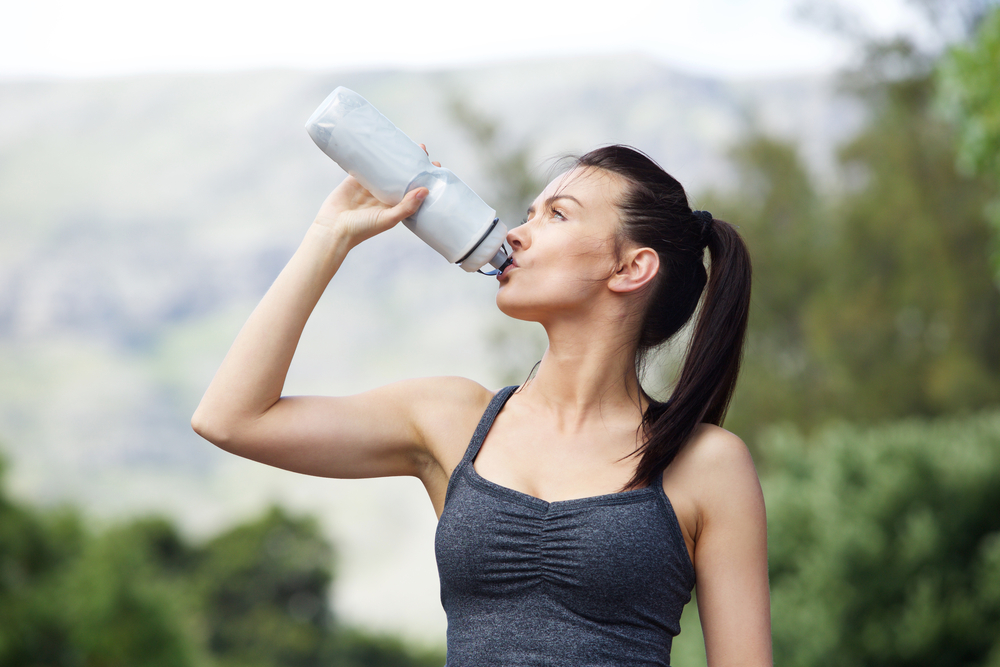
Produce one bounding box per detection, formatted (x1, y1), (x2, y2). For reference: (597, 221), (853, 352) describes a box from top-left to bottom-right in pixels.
(507, 221), (528, 250)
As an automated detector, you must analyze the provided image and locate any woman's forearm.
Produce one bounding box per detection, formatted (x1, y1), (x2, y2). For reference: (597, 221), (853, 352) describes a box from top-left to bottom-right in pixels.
(191, 176), (425, 454)
(191, 222), (350, 444)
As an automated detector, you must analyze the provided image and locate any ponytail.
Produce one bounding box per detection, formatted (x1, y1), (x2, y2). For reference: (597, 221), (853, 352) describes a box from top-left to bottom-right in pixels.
(628, 217), (752, 489)
(574, 145), (752, 491)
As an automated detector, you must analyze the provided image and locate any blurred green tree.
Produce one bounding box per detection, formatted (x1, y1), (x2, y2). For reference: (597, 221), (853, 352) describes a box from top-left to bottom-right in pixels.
(0, 457), (83, 666)
(323, 627), (446, 667)
(700, 135), (834, 436)
(55, 522), (203, 667)
(0, 457), (200, 667)
(192, 504), (445, 667)
(809, 45), (1000, 421)
(941, 4), (1000, 179)
(763, 410), (1000, 666)
(195, 507), (333, 667)
(706, 25), (1000, 442)
(940, 3), (1000, 279)
(0, 454), (445, 667)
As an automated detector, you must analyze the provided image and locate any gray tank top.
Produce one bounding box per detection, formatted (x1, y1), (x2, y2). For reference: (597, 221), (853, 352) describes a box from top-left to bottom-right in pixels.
(435, 386), (695, 667)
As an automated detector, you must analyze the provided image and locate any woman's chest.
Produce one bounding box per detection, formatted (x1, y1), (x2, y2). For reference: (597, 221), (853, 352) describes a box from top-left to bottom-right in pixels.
(435, 468), (695, 614)
(474, 418), (642, 504)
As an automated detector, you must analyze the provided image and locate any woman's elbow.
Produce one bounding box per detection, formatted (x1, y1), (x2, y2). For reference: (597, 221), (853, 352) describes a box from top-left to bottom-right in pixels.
(191, 405), (237, 450)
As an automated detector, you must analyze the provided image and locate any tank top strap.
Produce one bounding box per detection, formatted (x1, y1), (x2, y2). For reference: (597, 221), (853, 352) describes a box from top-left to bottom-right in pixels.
(652, 467), (696, 577)
(461, 385), (518, 466)
(651, 468), (668, 502)
(444, 385), (518, 504)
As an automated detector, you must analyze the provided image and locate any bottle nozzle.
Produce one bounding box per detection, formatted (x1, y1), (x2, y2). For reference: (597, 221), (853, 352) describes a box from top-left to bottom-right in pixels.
(477, 246), (513, 276)
(491, 248), (513, 272)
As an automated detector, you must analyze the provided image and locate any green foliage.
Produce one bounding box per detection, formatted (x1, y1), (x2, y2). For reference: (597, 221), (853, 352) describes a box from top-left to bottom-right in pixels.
(0, 460), (200, 667)
(55, 526), (202, 667)
(707, 42), (1000, 441)
(701, 135), (834, 433)
(814, 63), (1000, 419)
(681, 16), (1000, 661)
(940, 4), (1000, 278)
(197, 508), (333, 667)
(0, 454), (443, 667)
(323, 628), (446, 667)
(0, 470), (80, 665)
(763, 410), (1000, 666)
(941, 5), (1000, 182)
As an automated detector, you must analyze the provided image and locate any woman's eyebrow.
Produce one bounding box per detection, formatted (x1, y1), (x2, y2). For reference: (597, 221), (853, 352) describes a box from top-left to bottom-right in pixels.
(526, 194), (583, 218)
(546, 194), (582, 208)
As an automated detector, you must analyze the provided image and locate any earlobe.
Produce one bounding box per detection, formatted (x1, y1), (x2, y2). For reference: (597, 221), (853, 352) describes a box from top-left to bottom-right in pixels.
(609, 247), (659, 294)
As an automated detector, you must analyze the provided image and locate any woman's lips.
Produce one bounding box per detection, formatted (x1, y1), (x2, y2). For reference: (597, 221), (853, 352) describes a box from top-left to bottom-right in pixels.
(497, 259), (517, 280)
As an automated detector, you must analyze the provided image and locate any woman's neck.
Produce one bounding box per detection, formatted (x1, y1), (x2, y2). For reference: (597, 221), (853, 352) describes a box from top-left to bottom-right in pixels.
(520, 315), (646, 430)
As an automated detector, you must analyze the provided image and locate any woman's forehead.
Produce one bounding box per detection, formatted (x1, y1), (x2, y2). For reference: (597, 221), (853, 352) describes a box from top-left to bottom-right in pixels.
(536, 166), (625, 209)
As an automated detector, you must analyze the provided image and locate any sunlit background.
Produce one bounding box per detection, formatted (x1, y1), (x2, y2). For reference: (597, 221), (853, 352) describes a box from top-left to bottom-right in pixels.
(3, 0), (920, 79)
(2, 0), (999, 665)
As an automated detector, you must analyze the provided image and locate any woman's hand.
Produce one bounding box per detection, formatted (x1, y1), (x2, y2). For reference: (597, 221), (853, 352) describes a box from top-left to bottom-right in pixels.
(312, 175), (428, 248)
(313, 144), (441, 248)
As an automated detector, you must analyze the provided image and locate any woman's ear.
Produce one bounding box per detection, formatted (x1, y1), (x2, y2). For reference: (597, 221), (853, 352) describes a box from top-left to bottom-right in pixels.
(608, 247), (659, 294)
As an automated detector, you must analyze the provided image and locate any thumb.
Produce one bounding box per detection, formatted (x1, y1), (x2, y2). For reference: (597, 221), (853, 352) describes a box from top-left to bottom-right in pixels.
(387, 187), (428, 222)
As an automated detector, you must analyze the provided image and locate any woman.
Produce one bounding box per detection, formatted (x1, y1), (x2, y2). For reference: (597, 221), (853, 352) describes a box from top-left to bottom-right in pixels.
(193, 144), (771, 667)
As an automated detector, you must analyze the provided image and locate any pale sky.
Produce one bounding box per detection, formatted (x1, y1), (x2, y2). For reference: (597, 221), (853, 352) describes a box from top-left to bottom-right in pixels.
(2, 0), (923, 80)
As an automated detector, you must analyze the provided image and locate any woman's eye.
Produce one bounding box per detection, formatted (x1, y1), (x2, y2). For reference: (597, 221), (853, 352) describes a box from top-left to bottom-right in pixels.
(551, 209), (566, 220)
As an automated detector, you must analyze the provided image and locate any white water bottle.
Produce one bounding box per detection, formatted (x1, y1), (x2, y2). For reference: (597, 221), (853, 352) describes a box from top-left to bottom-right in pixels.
(305, 87), (512, 274)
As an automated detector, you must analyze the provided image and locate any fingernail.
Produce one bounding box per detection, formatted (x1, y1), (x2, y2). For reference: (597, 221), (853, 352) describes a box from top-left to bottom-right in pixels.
(415, 189), (428, 200)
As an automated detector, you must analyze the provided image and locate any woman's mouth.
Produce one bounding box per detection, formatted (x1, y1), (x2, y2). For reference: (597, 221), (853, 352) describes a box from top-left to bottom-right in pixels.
(497, 258), (517, 280)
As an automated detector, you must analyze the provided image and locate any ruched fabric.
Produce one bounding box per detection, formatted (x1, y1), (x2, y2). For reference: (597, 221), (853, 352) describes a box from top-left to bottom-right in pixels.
(435, 386), (696, 667)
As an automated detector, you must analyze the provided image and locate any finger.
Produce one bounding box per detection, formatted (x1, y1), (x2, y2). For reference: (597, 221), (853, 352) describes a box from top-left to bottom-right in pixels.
(386, 187), (428, 221)
(432, 161), (441, 167)
(419, 143), (429, 156)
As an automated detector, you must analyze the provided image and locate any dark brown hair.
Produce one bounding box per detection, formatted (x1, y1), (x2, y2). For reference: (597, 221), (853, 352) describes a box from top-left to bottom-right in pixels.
(576, 145), (752, 490)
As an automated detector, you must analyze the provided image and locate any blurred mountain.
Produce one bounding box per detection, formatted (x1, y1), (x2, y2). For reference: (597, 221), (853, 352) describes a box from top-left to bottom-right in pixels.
(0, 55), (861, 640)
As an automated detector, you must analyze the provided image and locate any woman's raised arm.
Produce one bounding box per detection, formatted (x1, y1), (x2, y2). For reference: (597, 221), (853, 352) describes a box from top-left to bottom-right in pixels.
(191, 176), (489, 495)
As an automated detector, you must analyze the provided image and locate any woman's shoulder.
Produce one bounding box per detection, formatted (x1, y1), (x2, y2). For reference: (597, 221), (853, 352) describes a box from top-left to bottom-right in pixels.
(676, 423), (756, 477)
(388, 375), (500, 450)
(663, 423), (765, 542)
(390, 375), (498, 415)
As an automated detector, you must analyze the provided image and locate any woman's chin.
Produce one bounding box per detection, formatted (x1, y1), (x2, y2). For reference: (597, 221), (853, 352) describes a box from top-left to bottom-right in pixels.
(496, 292), (545, 323)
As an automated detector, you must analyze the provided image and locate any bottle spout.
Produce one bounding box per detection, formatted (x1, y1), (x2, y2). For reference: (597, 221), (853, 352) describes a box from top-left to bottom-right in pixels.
(490, 248), (513, 272)
(476, 246), (513, 276)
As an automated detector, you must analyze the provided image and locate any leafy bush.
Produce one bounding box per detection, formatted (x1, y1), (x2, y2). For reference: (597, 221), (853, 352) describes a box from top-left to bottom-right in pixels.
(764, 411), (1000, 666)
(0, 456), (444, 667)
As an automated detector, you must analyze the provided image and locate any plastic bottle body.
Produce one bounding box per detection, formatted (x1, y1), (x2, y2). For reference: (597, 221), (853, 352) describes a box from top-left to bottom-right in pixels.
(305, 87), (509, 272)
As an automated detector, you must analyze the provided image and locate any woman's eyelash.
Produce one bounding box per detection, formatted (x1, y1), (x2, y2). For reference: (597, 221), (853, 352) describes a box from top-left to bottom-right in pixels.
(520, 208), (565, 224)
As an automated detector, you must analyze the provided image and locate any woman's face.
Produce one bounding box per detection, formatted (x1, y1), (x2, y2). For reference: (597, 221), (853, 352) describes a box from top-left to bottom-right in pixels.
(496, 166), (628, 323)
